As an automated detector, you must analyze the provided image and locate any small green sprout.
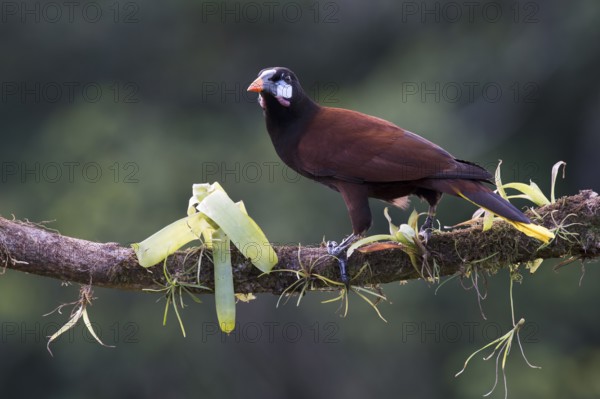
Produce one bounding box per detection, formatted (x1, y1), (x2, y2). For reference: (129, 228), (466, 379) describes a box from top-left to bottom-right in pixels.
(320, 263), (388, 323)
(497, 160), (566, 207)
(144, 258), (210, 337)
(468, 160), (567, 236)
(348, 208), (435, 282)
(458, 252), (499, 320)
(44, 285), (114, 355)
(455, 266), (540, 399)
(275, 246), (389, 322)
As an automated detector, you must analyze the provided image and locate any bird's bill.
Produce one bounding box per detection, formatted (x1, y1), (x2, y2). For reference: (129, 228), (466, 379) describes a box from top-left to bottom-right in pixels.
(247, 77), (263, 93)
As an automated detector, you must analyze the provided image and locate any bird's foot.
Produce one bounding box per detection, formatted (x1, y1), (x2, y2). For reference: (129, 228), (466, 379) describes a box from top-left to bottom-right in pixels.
(326, 234), (358, 287)
(418, 215), (434, 244)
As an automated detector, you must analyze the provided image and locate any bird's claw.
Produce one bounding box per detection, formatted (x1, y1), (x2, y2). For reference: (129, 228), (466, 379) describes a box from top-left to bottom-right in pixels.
(326, 234), (357, 286)
(326, 240), (340, 255)
(418, 227), (432, 244)
(419, 215), (435, 244)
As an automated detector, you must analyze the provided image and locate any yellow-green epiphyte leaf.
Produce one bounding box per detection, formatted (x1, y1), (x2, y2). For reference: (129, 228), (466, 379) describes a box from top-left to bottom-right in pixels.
(494, 160), (508, 200)
(502, 181), (550, 207)
(197, 188), (277, 273)
(187, 183), (223, 246)
(407, 209), (419, 232)
(47, 305), (84, 355)
(526, 258), (544, 274)
(384, 207), (399, 235)
(471, 207), (485, 220)
(213, 229), (235, 334)
(349, 210), (420, 256)
(191, 216), (216, 248)
(46, 286), (113, 355)
(347, 234), (395, 257)
(482, 210), (495, 231)
(235, 293), (256, 303)
(551, 161), (566, 203)
(198, 217), (215, 248)
(187, 182), (221, 215)
(236, 200), (248, 215)
(132, 213), (210, 268)
(395, 224), (417, 246)
(82, 308), (115, 349)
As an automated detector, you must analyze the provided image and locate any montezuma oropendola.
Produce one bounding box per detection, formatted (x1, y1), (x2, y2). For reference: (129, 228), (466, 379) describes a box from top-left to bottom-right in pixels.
(248, 67), (554, 279)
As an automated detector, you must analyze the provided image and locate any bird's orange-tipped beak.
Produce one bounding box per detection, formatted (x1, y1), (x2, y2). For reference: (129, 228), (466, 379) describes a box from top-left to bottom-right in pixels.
(247, 77), (264, 93)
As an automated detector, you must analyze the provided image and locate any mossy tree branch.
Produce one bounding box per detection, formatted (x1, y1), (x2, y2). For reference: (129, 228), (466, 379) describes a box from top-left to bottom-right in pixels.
(1, 190), (599, 294)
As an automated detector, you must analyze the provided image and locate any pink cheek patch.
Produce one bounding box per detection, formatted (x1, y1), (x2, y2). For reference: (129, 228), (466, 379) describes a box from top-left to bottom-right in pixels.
(275, 96), (291, 107)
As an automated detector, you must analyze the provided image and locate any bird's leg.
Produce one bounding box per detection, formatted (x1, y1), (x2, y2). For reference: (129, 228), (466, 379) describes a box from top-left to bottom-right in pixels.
(419, 205), (437, 243)
(326, 234), (358, 286)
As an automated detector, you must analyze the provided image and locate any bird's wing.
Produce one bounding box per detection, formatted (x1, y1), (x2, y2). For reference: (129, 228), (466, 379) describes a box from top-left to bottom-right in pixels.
(297, 107), (491, 183)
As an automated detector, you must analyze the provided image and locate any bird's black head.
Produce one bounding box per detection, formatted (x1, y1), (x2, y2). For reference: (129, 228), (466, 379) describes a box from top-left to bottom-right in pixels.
(247, 67), (314, 112)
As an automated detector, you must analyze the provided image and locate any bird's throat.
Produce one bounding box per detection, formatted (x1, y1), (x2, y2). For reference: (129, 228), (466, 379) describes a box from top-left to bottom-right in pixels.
(275, 96), (290, 107)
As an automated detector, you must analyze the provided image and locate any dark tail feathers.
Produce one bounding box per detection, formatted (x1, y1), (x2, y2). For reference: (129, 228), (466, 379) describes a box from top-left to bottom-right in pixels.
(459, 187), (530, 223)
(423, 179), (554, 243)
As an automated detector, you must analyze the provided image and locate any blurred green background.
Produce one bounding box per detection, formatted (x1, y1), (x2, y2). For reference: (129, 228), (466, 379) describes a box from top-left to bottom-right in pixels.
(1, 0), (599, 397)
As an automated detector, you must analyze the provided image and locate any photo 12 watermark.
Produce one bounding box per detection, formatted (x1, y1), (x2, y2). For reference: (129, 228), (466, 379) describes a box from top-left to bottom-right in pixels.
(201, 321), (341, 344)
(200, 161), (301, 184)
(400, 81), (540, 104)
(0, 1), (141, 24)
(398, 321), (540, 344)
(1, 161), (140, 184)
(398, 1), (541, 24)
(0, 321), (140, 345)
(0, 81), (140, 104)
(199, 1), (340, 24)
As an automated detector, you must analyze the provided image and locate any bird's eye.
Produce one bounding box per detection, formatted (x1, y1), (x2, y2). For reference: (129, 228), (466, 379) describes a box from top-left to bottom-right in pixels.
(284, 75), (292, 83)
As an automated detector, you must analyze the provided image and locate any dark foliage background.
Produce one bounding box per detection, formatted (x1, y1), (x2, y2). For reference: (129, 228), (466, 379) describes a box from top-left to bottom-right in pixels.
(1, 0), (599, 398)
